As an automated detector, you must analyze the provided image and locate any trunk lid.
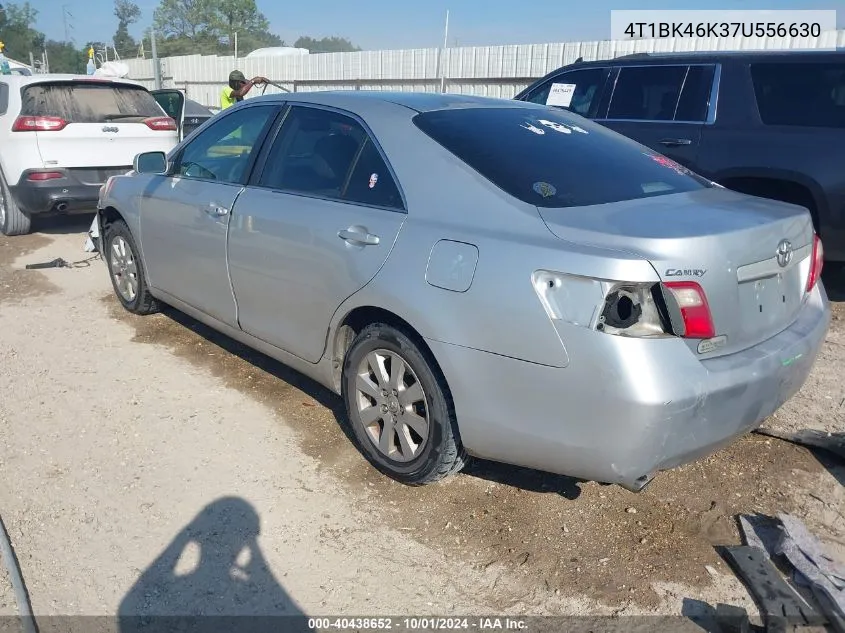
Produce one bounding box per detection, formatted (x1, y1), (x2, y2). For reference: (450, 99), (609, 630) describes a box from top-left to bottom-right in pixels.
(22, 79), (177, 170)
(538, 187), (815, 357)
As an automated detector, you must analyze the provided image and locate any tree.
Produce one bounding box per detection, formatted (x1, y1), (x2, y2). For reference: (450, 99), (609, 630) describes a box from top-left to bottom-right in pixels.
(152, 0), (281, 57)
(293, 36), (361, 53)
(0, 2), (44, 62)
(44, 40), (82, 73)
(113, 0), (141, 58)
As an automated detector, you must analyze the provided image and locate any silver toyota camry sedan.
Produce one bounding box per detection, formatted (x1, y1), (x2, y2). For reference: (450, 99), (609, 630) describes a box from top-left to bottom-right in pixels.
(96, 91), (831, 492)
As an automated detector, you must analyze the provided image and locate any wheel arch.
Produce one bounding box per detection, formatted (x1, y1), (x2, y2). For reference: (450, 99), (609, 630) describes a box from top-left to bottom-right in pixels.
(713, 168), (826, 233)
(330, 305), (447, 397)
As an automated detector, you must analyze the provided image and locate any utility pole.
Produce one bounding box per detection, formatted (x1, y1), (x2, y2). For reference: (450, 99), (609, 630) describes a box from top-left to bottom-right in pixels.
(150, 29), (162, 90)
(62, 5), (74, 42)
(440, 10), (450, 93)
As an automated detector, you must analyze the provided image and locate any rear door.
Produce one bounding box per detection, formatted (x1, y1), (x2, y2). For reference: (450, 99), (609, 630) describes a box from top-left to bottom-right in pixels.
(228, 104), (406, 363)
(22, 79), (178, 173)
(598, 64), (717, 170)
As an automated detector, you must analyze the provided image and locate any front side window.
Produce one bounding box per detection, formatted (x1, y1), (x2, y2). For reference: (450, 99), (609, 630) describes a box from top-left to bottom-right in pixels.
(751, 61), (845, 128)
(259, 106), (403, 209)
(176, 105), (275, 184)
(607, 66), (688, 121)
(525, 67), (608, 118)
(414, 106), (711, 208)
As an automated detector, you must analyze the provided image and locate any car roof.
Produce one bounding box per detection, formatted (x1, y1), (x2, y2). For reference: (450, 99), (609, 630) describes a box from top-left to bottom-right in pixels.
(570, 47), (845, 67)
(0, 74), (146, 88)
(249, 90), (540, 113)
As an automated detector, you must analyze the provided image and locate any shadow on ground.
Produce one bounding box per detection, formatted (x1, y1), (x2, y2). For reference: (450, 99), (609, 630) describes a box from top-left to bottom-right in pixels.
(118, 497), (314, 633)
(32, 213), (95, 236)
(154, 305), (583, 498)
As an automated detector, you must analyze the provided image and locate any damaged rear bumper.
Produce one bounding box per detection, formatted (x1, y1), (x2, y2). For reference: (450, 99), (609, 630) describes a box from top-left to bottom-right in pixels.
(426, 284), (831, 491)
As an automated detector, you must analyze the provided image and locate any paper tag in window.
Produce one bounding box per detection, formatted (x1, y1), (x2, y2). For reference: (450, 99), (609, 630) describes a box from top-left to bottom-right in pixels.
(546, 83), (576, 107)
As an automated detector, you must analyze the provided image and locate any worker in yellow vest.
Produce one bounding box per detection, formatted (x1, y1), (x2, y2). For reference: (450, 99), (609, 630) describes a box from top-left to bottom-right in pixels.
(220, 70), (268, 110)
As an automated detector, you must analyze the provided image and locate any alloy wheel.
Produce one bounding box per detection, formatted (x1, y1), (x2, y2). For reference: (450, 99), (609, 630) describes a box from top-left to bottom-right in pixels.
(110, 235), (139, 302)
(355, 349), (430, 462)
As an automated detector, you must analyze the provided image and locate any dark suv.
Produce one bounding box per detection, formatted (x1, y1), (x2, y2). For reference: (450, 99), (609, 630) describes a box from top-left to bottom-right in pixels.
(514, 50), (845, 265)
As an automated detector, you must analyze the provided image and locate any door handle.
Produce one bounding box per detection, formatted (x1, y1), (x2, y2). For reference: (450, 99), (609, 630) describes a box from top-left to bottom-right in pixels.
(203, 204), (230, 217)
(659, 138), (692, 147)
(338, 227), (380, 246)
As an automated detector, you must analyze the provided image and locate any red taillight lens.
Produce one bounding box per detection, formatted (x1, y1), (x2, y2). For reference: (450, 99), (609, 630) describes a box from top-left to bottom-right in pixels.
(663, 281), (716, 339)
(144, 116), (177, 131)
(807, 234), (824, 293)
(12, 116), (67, 132)
(27, 171), (64, 181)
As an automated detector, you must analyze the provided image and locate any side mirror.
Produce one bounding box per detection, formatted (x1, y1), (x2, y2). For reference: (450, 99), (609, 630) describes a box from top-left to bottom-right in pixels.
(134, 151), (168, 175)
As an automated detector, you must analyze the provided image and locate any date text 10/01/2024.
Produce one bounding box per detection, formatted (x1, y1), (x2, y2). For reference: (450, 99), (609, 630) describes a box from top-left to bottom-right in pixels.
(624, 21), (823, 39)
(307, 618), (528, 630)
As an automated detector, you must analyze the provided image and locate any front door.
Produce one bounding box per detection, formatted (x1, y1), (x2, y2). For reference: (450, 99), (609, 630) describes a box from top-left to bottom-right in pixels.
(597, 64), (716, 170)
(139, 104), (278, 326)
(228, 105), (406, 363)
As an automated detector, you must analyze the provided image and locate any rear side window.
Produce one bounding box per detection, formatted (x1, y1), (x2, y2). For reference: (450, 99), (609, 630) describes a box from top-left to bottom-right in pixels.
(259, 105), (404, 210)
(0, 83), (8, 115)
(21, 81), (163, 123)
(750, 62), (845, 128)
(607, 66), (688, 121)
(524, 67), (609, 118)
(413, 107), (711, 208)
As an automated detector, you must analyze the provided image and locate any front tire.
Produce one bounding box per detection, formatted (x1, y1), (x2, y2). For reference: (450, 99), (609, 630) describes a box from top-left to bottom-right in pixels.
(342, 323), (466, 485)
(0, 171), (31, 236)
(104, 218), (159, 315)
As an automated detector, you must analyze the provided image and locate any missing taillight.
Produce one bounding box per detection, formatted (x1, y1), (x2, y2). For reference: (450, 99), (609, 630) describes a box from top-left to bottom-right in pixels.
(806, 234), (824, 293)
(597, 283), (671, 338)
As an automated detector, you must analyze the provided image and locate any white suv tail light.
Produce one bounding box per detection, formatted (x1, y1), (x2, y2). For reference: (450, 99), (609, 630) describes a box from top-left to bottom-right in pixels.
(12, 116), (67, 132)
(144, 116), (177, 131)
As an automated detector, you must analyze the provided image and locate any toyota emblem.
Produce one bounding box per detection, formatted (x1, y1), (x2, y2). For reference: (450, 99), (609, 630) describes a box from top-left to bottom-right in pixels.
(776, 239), (793, 268)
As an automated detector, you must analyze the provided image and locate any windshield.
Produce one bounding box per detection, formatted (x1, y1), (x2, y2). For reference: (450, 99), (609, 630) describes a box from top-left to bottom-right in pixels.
(22, 81), (163, 123)
(413, 106), (712, 208)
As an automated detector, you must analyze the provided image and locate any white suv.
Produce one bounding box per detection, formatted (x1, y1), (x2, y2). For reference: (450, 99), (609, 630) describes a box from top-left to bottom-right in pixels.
(0, 74), (179, 235)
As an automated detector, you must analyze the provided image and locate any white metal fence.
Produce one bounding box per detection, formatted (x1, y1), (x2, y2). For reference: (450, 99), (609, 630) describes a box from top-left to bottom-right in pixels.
(122, 29), (845, 108)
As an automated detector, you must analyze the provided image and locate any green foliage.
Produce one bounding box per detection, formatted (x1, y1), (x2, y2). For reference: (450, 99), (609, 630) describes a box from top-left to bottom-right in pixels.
(152, 0), (284, 56)
(113, 0), (141, 58)
(0, 2), (44, 62)
(45, 40), (82, 73)
(293, 36), (361, 53)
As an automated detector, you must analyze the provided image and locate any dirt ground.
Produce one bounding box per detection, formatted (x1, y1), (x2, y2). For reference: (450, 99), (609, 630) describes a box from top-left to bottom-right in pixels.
(0, 219), (842, 625)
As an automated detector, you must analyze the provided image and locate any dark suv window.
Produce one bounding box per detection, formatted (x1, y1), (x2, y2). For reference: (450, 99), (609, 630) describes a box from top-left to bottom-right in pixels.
(607, 66), (687, 121)
(750, 62), (845, 128)
(414, 106), (711, 208)
(524, 67), (608, 117)
(21, 81), (163, 122)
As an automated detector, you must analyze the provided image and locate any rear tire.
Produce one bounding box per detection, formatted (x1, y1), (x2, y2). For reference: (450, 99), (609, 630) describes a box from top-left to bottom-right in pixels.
(104, 218), (160, 315)
(341, 323), (466, 485)
(0, 171), (32, 236)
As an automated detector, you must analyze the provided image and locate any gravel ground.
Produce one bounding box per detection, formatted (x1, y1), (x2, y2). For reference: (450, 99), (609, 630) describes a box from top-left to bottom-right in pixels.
(0, 219), (842, 624)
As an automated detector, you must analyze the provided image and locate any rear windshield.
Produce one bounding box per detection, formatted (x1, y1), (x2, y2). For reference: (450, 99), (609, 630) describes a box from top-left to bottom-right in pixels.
(21, 81), (163, 123)
(413, 107), (711, 208)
